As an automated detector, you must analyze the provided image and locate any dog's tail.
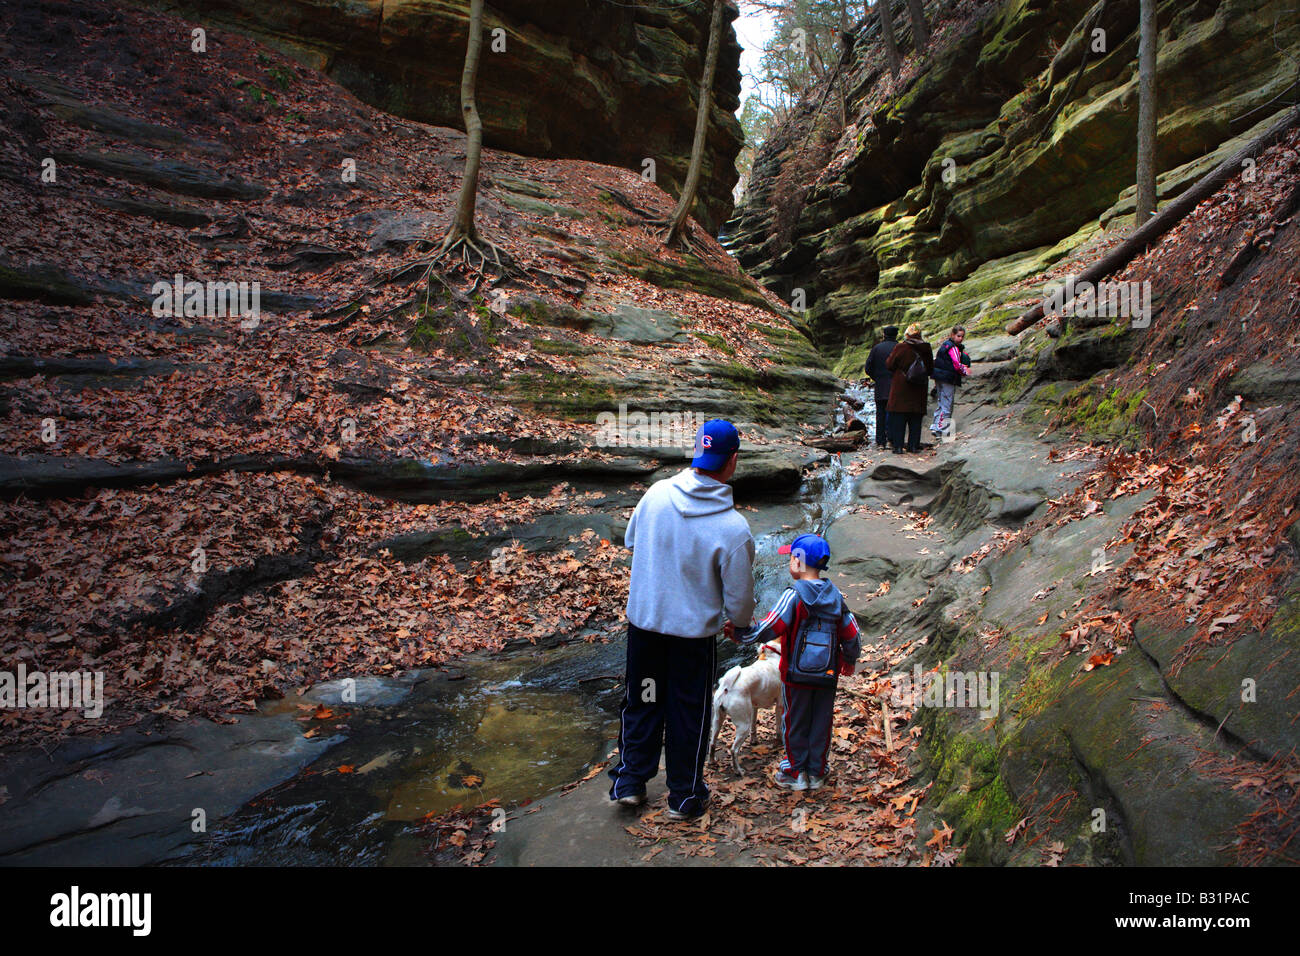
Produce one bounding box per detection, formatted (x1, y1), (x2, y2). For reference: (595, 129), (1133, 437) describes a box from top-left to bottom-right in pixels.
(714, 664), (742, 702)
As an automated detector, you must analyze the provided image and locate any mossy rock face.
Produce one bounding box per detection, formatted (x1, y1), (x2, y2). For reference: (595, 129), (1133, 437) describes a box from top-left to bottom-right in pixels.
(1047, 324), (1137, 380)
(894, 436), (1276, 865)
(530, 337), (595, 357)
(729, 0), (1298, 367)
(1054, 381), (1148, 442)
(584, 304), (685, 345)
(1132, 580), (1300, 764)
(609, 249), (780, 315)
(507, 297), (593, 332)
(919, 707), (1021, 865)
(691, 331), (734, 355)
(147, 0), (744, 231)
(1020, 649), (1254, 866)
(504, 369), (620, 421)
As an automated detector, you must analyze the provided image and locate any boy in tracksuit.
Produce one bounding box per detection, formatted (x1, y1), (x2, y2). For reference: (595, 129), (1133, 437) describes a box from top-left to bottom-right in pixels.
(736, 533), (860, 791)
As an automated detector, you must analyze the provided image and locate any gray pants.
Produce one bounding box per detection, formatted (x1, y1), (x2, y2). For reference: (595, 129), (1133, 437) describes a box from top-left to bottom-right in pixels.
(931, 382), (957, 435)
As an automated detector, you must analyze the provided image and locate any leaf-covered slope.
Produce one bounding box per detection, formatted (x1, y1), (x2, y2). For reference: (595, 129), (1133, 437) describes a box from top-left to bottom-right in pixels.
(0, 0), (834, 748)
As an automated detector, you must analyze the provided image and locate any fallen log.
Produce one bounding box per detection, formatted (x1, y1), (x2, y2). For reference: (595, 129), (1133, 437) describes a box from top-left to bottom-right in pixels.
(1006, 106), (1300, 336)
(801, 430), (867, 452)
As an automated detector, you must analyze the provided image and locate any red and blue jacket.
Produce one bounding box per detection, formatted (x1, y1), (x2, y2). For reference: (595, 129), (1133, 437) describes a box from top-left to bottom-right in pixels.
(741, 578), (861, 686)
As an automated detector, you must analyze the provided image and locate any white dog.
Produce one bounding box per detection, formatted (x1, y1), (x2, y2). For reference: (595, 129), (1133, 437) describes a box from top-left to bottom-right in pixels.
(709, 639), (784, 774)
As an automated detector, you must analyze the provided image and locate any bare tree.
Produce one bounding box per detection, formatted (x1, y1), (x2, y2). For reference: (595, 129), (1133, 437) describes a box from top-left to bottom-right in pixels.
(1135, 0), (1157, 224)
(663, 0), (728, 248)
(905, 0), (929, 52)
(878, 0), (901, 80)
(438, 0), (503, 268)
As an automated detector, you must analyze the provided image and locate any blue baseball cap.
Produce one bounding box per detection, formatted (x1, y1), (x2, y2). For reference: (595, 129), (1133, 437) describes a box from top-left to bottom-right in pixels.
(779, 533), (831, 569)
(691, 419), (740, 471)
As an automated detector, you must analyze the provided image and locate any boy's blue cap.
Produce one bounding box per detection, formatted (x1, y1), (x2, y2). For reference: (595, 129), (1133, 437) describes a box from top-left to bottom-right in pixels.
(692, 419), (740, 471)
(779, 533), (831, 569)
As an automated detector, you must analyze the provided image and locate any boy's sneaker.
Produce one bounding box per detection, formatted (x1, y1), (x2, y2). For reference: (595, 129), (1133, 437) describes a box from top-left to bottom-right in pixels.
(616, 793), (646, 807)
(806, 774), (826, 791)
(773, 768), (808, 791)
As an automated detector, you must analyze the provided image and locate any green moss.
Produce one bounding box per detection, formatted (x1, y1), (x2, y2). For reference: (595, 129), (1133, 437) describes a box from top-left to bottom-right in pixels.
(997, 358), (1039, 405)
(921, 709), (1023, 860)
(506, 370), (616, 420)
(1008, 635), (1072, 721)
(507, 299), (591, 331)
(470, 294), (498, 345)
(692, 331), (735, 355)
(268, 65), (295, 91)
(834, 341), (872, 379)
(1056, 383), (1148, 440)
(234, 77), (277, 107)
(408, 292), (499, 356)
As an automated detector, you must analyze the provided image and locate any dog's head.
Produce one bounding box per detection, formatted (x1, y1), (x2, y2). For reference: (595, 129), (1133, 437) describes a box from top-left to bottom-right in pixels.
(756, 639), (781, 660)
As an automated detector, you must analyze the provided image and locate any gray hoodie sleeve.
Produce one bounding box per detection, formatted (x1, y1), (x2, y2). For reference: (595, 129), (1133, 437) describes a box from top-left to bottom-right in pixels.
(720, 534), (757, 628)
(624, 500), (639, 550)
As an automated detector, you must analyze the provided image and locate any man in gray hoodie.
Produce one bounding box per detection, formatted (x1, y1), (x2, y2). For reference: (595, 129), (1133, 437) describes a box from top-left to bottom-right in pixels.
(608, 419), (756, 820)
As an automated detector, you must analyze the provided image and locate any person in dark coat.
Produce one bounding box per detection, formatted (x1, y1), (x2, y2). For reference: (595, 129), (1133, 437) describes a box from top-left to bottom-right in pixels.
(885, 324), (934, 453)
(863, 325), (898, 449)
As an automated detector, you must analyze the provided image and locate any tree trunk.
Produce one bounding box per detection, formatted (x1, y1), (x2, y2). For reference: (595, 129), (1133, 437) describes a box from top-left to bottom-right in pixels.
(1135, 0), (1157, 224)
(878, 0), (901, 80)
(664, 0), (726, 247)
(443, 0), (487, 247)
(905, 0), (929, 52)
(1005, 106), (1300, 335)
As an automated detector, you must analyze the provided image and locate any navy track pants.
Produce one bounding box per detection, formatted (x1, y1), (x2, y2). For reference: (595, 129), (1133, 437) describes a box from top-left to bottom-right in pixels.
(780, 682), (837, 778)
(608, 622), (716, 815)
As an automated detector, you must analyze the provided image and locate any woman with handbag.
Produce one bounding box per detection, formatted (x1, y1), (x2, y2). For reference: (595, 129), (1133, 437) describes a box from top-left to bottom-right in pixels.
(884, 324), (934, 454)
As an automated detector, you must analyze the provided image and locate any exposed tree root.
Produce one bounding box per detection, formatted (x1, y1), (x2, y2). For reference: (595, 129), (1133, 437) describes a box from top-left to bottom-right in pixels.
(643, 216), (702, 255)
(437, 229), (512, 275)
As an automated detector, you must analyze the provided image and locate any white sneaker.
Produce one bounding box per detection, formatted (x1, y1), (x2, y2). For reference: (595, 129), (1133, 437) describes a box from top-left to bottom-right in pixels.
(616, 793), (645, 807)
(807, 774), (826, 790)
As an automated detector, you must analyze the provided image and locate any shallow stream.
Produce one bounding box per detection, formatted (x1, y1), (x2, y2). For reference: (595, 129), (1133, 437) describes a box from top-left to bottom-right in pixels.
(182, 395), (869, 865)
